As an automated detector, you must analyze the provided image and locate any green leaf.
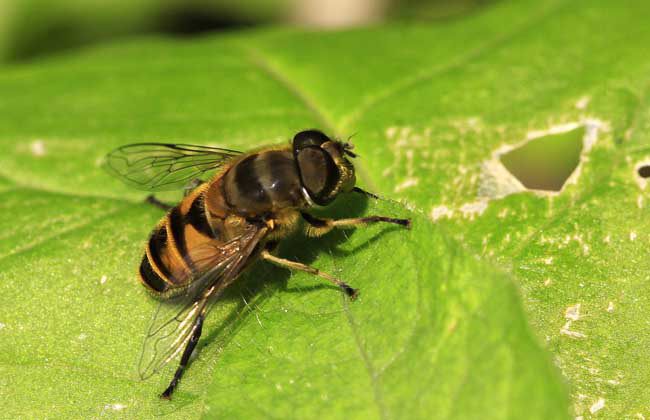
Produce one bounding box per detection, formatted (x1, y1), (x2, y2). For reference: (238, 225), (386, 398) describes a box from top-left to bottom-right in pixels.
(16, 0), (650, 417)
(319, 1), (650, 417)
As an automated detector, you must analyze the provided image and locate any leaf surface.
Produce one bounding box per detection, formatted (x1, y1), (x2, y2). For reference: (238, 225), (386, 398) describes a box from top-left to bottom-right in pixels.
(8, 0), (647, 417)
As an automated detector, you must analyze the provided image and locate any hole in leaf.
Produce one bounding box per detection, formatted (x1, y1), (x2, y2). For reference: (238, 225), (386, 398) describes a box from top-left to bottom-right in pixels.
(499, 126), (585, 191)
(638, 165), (650, 179)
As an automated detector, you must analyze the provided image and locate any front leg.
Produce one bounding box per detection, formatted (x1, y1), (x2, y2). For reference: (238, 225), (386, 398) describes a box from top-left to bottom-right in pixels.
(261, 250), (358, 299)
(301, 212), (411, 237)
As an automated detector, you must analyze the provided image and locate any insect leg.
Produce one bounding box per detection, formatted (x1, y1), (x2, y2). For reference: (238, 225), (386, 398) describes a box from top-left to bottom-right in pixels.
(301, 212), (410, 237)
(145, 195), (173, 211)
(160, 310), (205, 400)
(260, 250), (358, 299)
(351, 186), (379, 199)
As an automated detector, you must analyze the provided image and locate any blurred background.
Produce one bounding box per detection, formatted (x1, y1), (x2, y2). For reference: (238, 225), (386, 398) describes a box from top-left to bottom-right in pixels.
(0, 0), (494, 63)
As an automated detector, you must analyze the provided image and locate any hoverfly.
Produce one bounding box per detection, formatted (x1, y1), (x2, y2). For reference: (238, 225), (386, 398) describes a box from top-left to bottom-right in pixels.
(105, 130), (411, 399)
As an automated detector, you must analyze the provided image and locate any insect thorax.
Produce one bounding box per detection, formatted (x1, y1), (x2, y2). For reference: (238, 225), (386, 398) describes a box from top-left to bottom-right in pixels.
(221, 149), (309, 215)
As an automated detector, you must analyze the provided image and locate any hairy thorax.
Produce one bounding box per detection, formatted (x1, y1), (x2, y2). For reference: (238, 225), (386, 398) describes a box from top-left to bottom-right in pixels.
(220, 149), (308, 216)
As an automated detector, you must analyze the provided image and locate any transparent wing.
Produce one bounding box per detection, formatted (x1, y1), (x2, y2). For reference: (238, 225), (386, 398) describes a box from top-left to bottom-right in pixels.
(138, 225), (267, 379)
(104, 143), (241, 191)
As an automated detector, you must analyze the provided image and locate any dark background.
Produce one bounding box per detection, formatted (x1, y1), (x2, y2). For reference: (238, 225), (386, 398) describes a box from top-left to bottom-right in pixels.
(0, 0), (494, 62)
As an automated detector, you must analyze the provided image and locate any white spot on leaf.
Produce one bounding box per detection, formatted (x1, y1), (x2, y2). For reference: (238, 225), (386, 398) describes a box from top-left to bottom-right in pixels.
(565, 304), (581, 321)
(459, 200), (488, 220)
(561, 304), (585, 338)
(560, 321), (586, 338)
(394, 177), (418, 192)
(575, 95), (591, 110)
(30, 140), (46, 156)
(589, 397), (605, 414)
(430, 205), (453, 221)
(383, 126), (422, 189)
(104, 403), (126, 411)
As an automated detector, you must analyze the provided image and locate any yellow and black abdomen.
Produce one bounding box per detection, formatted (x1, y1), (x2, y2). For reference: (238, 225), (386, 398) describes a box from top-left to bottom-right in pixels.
(139, 149), (308, 296)
(139, 190), (220, 297)
(222, 149), (305, 215)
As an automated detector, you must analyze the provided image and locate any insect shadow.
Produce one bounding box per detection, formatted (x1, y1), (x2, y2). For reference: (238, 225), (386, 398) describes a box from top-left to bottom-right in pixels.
(161, 191), (399, 403)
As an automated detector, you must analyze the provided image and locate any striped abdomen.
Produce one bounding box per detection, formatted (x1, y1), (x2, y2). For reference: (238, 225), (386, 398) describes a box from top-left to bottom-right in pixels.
(139, 188), (226, 296)
(139, 148), (307, 296)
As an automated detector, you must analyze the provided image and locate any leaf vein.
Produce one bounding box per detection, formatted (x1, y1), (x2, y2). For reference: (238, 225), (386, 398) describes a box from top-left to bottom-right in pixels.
(338, 0), (567, 130)
(342, 297), (389, 419)
(0, 205), (132, 264)
(241, 44), (338, 134)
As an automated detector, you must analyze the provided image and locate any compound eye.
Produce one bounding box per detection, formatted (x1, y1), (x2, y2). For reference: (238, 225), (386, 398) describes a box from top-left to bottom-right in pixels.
(296, 146), (339, 205)
(293, 130), (331, 151)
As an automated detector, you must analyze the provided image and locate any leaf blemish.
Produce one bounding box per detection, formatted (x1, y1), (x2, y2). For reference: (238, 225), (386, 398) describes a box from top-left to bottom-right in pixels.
(560, 321), (586, 339)
(575, 95), (591, 110)
(103, 403), (126, 411)
(386, 123), (494, 222)
(479, 119), (607, 199)
(459, 201), (488, 220)
(560, 304), (586, 339)
(29, 139), (46, 157)
(634, 161), (650, 190)
(589, 397), (605, 414)
(384, 128), (421, 193)
(430, 205), (453, 221)
(637, 164), (650, 178)
(565, 303), (581, 321)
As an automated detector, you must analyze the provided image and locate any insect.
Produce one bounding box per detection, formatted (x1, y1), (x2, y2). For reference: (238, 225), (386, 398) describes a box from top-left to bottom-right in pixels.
(104, 129), (411, 399)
